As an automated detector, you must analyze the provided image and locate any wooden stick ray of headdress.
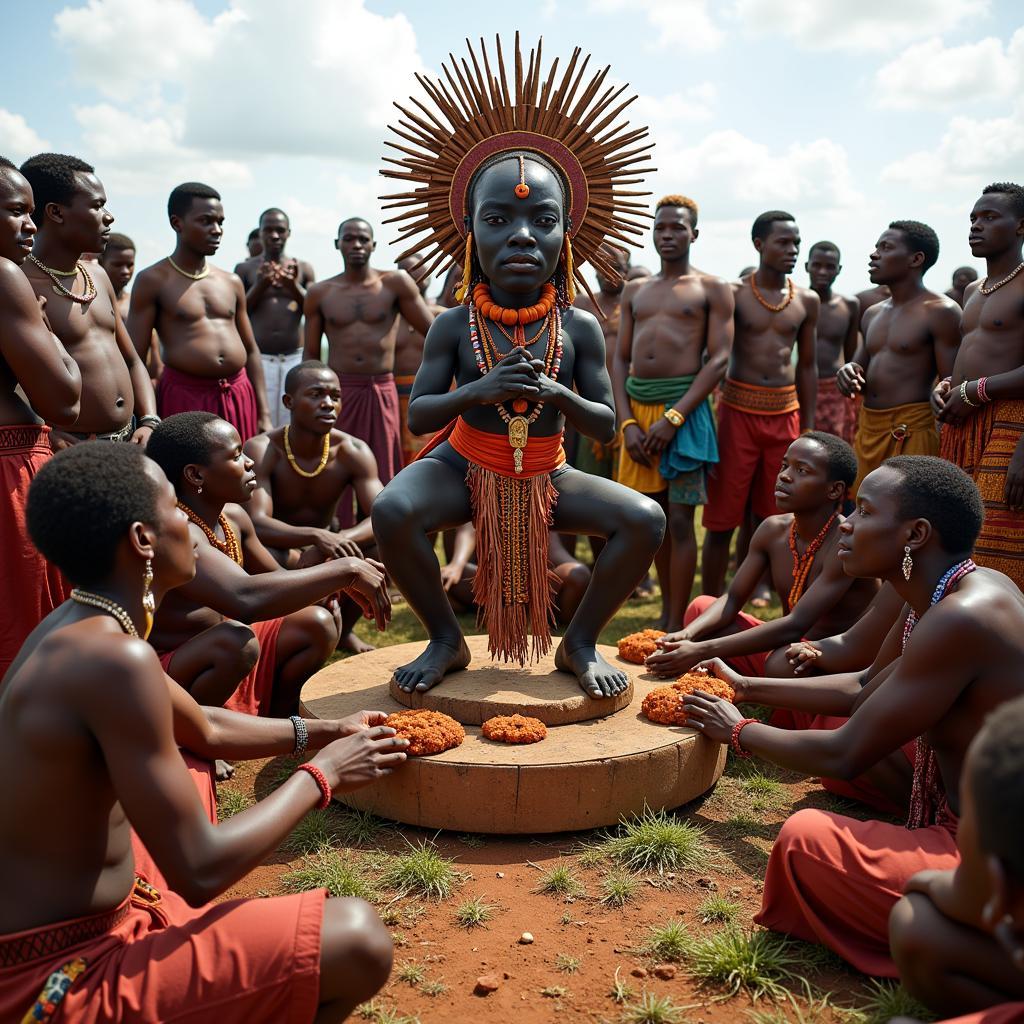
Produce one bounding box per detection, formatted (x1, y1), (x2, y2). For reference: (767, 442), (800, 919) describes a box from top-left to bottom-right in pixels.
(379, 33), (655, 310)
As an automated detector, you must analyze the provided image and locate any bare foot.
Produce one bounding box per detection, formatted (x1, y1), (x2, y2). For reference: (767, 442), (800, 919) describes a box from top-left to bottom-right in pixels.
(393, 637), (471, 693)
(338, 630), (375, 655)
(555, 641), (630, 698)
(215, 759), (235, 782)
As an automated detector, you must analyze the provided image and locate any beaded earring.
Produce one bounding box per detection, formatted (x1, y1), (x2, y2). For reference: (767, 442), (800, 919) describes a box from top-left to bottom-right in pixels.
(142, 557), (155, 640)
(902, 545), (913, 581)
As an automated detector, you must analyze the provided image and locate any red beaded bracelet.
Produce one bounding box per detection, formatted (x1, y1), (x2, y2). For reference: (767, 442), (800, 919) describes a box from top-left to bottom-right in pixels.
(977, 377), (990, 403)
(296, 763), (332, 810)
(730, 718), (758, 758)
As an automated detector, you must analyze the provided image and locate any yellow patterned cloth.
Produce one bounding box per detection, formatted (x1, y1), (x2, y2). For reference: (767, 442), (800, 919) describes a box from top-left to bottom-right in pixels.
(617, 396), (666, 494)
(853, 400), (938, 497)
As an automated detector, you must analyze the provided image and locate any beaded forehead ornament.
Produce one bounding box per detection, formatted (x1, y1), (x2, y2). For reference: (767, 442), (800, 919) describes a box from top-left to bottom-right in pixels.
(379, 33), (655, 307)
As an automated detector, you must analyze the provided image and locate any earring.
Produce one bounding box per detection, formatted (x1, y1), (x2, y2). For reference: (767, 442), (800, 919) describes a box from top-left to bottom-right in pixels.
(902, 545), (913, 581)
(142, 557), (155, 640)
(197, 484), (202, 494)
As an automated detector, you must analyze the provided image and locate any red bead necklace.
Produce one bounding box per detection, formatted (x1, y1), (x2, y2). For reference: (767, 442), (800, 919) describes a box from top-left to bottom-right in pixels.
(787, 510), (839, 608)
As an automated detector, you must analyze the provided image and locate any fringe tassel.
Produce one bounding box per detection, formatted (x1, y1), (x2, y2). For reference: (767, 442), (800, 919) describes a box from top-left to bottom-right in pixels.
(455, 232), (473, 304)
(467, 462), (559, 665)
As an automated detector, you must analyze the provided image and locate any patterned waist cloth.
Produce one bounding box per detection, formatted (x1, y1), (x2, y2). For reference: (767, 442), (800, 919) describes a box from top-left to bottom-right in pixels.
(720, 378), (799, 415)
(0, 424), (54, 454)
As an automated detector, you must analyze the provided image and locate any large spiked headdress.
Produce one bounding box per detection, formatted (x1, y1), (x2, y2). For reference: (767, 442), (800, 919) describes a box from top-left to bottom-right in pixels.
(380, 34), (654, 307)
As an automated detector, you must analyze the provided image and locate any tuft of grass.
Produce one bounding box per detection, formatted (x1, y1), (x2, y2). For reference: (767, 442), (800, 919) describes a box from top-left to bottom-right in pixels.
(356, 1002), (421, 1024)
(698, 895), (741, 925)
(609, 967), (635, 1004)
(685, 927), (813, 1001)
(395, 960), (425, 987)
(722, 813), (762, 838)
(420, 979), (447, 997)
(600, 870), (639, 907)
(216, 787), (252, 821)
(282, 852), (377, 901)
(555, 953), (581, 974)
(600, 807), (711, 876)
(560, 910), (577, 925)
(746, 995), (838, 1024)
(381, 840), (465, 901)
(641, 919), (690, 962)
(575, 842), (608, 868)
(336, 808), (390, 846)
(621, 991), (686, 1024)
(540, 985), (568, 998)
(853, 980), (937, 1024)
(455, 896), (497, 929)
(536, 862), (586, 900)
(739, 772), (784, 812)
(457, 833), (485, 848)
(282, 808), (338, 854)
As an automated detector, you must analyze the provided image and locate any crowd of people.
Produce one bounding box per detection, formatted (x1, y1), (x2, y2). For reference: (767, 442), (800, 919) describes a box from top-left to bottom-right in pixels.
(0, 146), (1022, 1023)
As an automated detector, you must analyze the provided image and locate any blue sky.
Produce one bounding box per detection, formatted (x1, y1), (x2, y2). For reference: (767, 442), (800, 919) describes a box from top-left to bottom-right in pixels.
(3, 1), (1022, 296)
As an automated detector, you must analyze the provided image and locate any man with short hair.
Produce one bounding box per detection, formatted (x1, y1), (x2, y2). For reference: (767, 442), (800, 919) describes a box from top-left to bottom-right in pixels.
(936, 182), (1024, 591)
(0, 156), (81, 674)
(701, 210), (819, 597)
(889, 695), (1024, 1018)
(246, 227), (262, 259)
(234, 207), (315, 428)
(946, 265), (980, 309)
(244, 361), (385, 654)
(393, 257), (444, 464)
(98, 231), (136, 318)
(838, 220), (960, 494)
(128, 182), (272, 442)
(19, 152), (158, 446)
(614, 195), (733, 629)
(147, 412), (391, 716)
(805, 241), (858, 443)
(303, 218), (434, 519)
(684, 456), (1024, 977)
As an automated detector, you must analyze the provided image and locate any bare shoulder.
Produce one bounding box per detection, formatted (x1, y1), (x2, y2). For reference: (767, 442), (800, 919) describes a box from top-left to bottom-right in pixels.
(233, 255), (258, 280)
(923, 289), (962, 319)
(307, 273), (343, 298)
(427, 304), (468, 336)
(334, 429), (376, 468)
(0, 256), (37, 304)
(697, 271), (732, 297)
(797, 285), (821, 310)
(573, 294), (597, 316)
(134, 260), (171, 289)
(756, 512), (791, 543)
(863, 300), (889, 328)
(61, 630), (165, 692)
(244, 429), (275, 460)
(223, 501), (255, 533)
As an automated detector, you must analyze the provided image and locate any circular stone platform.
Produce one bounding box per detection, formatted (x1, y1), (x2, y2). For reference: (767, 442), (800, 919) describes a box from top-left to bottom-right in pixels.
(301, 636), (726, 834)
(387, 635), (633, 726)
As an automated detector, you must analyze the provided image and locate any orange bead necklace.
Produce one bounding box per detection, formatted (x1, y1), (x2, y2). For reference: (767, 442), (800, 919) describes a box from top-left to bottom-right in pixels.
(472, 282), (557, 343)
(750, 271), (794, 313)
(787, 510), (839, 608)
(177, 501), (243, 565)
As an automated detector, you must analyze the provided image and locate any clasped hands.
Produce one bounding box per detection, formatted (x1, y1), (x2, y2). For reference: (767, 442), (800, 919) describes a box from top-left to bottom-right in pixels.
(259, 258), (301, 297)
(475, 347), (560, 405)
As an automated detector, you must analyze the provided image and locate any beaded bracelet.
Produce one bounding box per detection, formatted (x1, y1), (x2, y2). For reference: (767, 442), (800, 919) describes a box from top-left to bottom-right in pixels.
(296, 763), (332, 809)
(960, 379), (977, 407)
(730, 718), (758, 758)
(290, 715), (309, 756)
(977, 377), (990, 403)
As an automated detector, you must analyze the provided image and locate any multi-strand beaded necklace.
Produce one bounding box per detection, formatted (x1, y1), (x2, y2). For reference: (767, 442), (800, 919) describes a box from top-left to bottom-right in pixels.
(177, 501), (243, 565)
(787, 510), (839, 608)
(468, 290), (563, 475)
(901, 557), (977, 829)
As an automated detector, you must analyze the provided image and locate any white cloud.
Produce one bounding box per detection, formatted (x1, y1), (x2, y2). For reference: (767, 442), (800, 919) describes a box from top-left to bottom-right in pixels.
(0, 109), (50, 161)
(630, 82), (717, 125)
(874, 30), (1024, 110)
(881, 102), (1024, 191)
(588, 0), (723, 51)
(733, 0), (989, 52)
(73, 103), (250, 196)
(53, 0), (425, 163)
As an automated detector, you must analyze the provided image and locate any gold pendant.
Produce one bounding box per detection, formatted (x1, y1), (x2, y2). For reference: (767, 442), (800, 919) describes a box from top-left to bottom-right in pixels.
(508, 415), (528, 474)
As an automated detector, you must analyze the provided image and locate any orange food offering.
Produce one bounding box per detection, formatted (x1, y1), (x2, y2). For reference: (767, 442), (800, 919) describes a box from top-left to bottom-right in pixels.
(616, 628), (666, 664)
(481, 714), (547, 744)
(385, 709), (465, 756)
(641, 672), (736, 726)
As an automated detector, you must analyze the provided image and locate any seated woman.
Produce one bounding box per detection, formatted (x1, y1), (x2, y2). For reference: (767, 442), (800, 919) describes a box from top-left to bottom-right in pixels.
(147, 412), (390, 717)
(0, 442), (407, 1023)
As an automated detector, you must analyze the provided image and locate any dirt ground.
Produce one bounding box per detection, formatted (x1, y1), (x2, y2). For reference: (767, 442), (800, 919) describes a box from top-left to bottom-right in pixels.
(219, 693), (915, 1024)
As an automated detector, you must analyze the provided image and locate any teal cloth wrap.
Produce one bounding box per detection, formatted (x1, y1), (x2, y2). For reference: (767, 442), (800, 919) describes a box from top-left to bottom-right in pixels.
(625, 375), (719, 479)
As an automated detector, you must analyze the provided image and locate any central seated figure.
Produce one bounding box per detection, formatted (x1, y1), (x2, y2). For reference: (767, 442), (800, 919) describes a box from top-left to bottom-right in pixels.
(371, 38), (666, 699)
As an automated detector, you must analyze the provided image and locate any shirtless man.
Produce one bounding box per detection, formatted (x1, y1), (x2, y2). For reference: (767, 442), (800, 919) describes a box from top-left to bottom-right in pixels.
(648, 433), (877, 679)
(614, 195), (733, 629)
(98, 232), (135, 318)
(147, 411), (391, 716)
(946, 265), (980, 308)
(244, 361), (384, 654)
(837, 220), (960, 494)
(234, 208), (315, 428)
(683, 456), (1024, 977)
(0, 441), (401, 1022)
(303, 218), (434, 510)
(889, 695), (1024, 1020)
(394, 256), (445, 464)
(936, 182), (1024, 592)
(128, 182), (272, 442)
(19, 153), (158, 447)
(806, 241), (858, 443)
(246, 227), (262, 258)
(701, 210), (819, 597)
(856, 283), (890, 326)
(0, 157), (81, 674)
